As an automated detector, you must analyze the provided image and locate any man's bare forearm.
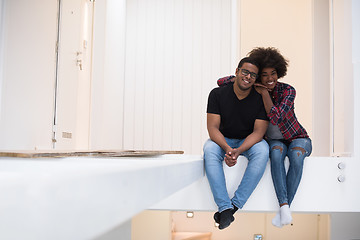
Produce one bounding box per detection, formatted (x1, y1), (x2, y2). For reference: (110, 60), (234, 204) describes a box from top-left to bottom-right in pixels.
(208, 127), (231, 153)
(236, 132), (264, 154)
(237, 119), (268, 154)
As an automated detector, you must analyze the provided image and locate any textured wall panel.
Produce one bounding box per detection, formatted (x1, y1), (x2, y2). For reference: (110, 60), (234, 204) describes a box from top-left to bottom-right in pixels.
(123, 0), (233, 154)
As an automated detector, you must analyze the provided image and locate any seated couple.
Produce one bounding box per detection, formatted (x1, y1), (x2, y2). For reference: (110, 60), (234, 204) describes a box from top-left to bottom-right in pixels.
(204, 47), (312, 230)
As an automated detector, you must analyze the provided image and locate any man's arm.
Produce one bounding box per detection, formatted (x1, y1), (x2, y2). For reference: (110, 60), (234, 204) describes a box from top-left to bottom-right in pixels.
(225, 119), (268, 161)
(207, 113), (232, 153)
(207, 113), (239, 167)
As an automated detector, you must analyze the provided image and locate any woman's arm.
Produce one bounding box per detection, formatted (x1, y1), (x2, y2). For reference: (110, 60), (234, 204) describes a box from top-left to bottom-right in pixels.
(255, 84), (295, 125)
(267, 86), (295, 125)
(254, 84), (274, 115)
(217, 75), (235, 86)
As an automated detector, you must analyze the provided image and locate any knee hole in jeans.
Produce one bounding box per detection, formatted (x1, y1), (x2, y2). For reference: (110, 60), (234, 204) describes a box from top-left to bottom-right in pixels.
(290, 147), (306, 157)
(272, 145), (283, 154)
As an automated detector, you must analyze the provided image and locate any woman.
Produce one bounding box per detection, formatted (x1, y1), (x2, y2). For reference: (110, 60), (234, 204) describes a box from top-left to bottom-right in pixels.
(217, 47), (312, 228)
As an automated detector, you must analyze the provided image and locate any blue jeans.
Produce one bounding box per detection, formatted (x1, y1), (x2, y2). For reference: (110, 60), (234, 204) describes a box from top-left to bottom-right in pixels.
(203, 138), (269, 212)
(268, 138), (312, 206)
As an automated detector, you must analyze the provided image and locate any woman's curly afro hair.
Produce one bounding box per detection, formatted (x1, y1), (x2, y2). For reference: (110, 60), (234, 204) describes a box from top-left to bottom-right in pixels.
(247, 47), (289, 79)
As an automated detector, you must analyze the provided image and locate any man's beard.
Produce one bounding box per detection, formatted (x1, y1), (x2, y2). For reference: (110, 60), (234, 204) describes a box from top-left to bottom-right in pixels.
(236, 79), (252, 91)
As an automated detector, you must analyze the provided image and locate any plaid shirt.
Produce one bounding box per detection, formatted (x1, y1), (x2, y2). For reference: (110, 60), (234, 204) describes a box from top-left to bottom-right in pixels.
(217, 75), (235, 86)
(217, 76), (309, 141)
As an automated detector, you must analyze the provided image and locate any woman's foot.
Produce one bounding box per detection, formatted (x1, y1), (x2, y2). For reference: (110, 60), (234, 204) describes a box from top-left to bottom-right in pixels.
(272, 210), (282, 228)
(280, 204), (292, 225)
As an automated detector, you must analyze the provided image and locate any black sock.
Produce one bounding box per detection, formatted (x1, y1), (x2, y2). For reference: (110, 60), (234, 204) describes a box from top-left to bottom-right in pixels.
(214, 204), (238, 224)
(232, 204), (239, 214)
(213, 211), (220, 223)
(219, 209), (235, 230)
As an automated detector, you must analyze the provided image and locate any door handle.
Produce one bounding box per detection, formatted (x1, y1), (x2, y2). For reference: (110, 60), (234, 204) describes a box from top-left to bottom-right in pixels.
(76, 59), (83, 70)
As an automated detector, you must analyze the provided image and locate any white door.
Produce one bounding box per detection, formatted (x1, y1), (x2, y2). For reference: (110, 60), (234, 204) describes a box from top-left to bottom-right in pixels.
(0, 0), (59, 150)
(53, 0), (94, 150)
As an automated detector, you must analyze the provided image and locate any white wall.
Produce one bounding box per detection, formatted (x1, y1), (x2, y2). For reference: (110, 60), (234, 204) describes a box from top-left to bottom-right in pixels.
(90, 0), (127, 150)
(0, 0), (58, 150)
(332, 0), (354, 156)
(121, 0), (233, 154)
(313, 0), (331, 156)
(0, 0), (4, 113)
(352, 0), (360, 159)
(331, 5), (360, 239)
(89, 0), (107, 149)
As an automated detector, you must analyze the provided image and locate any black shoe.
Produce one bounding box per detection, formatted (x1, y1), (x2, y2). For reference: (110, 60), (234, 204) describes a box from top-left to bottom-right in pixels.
(213, 211), (220, 223)
(214, 204), (238, 224)
(218, 209), (235, 230)
(232, 204), (239, 214)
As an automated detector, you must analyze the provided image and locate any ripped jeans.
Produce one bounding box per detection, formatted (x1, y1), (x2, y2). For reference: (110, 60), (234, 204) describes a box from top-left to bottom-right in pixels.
(268, 138), (312, 206)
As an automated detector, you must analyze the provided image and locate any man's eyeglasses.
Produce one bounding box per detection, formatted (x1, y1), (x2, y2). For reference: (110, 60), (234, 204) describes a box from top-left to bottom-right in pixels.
(239, 68), (258, 80)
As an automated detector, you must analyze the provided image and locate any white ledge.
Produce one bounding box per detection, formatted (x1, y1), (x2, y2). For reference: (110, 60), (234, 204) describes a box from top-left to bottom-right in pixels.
(0, 154), (203, 240)
(152, 156), (360, 213)
(1, 154), (359, 240)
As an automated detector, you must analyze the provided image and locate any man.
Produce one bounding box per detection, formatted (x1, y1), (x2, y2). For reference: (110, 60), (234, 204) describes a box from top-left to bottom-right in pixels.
(204, 57), (269, 230)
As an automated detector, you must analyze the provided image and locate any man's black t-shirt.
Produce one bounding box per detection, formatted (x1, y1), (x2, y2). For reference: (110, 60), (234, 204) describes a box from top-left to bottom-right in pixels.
(207, 82), (268, 139)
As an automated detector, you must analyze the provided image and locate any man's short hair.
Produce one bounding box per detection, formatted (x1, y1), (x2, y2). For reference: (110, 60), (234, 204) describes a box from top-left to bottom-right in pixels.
(237, 57), (260, 71)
